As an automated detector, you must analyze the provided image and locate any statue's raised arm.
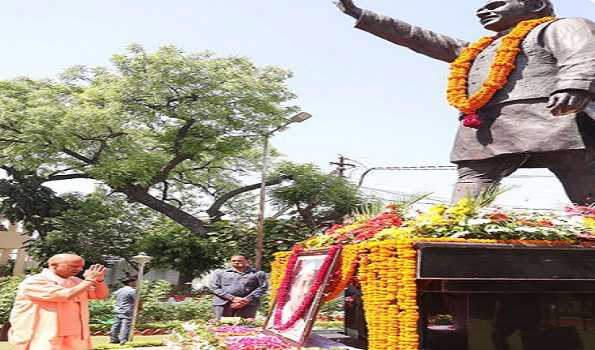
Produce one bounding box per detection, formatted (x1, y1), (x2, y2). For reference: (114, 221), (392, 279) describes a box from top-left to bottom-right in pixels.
(335, 0), (362, 19)
(334, 0), (469, 63)
(334, 0), (595, 207)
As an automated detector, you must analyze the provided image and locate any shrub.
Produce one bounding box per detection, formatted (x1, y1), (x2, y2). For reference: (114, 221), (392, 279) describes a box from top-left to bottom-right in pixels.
(89, 299), (115, 324)
(138, 296), (213, 323)
(140, 280), (173, 302)
(172, 297), (212, 321)
(0, 276), (23, 324)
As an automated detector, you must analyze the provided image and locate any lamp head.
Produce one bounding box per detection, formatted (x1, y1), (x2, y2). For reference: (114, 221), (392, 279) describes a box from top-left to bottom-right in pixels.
(132, 252), (153, 265)
(288, 112), (312, 124)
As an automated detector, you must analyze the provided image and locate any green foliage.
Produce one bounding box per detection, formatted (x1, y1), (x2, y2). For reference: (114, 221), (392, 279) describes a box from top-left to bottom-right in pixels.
(0, 261), (14, 277)
(0, 276), (23, 324)
(88, 281), (212, 328)
(139, 298), (213, 323)
(89, 299), (115, 324)
(0, 45), (298, 234)
(271, 162), (362, 229)
(92, 340), (165, 349)
(134, 280), (213, 323)
(211, 218), (312, 271)
(0, 169), (70, 237)
(140, 280), (173, 302)
(139, 223), (225, 278)
(318, 297), (343, 318)
(25, 192), (151, 265)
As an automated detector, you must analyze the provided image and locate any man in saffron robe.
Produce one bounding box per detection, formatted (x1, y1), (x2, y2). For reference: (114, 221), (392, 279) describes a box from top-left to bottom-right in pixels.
(9, 254), (109, 350)
(335, 0), (595, 204)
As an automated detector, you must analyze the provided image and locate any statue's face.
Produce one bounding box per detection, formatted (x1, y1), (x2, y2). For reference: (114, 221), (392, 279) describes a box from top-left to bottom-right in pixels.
(476, 0), (533, 32)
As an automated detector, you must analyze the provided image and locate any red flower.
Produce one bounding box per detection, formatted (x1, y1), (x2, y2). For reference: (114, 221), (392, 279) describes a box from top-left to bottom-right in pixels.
(489, 213), (509, 222)
(463, 114), (482, 129)
(536, 220), (554, 227)
(273, 245), (342, 331)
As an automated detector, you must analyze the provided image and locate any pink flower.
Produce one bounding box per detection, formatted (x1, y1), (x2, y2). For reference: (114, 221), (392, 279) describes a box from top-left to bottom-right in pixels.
(463, 114), (482, 129)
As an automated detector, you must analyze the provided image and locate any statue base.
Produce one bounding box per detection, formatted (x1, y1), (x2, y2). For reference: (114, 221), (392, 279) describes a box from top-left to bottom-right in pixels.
(344, 242), (595, 350)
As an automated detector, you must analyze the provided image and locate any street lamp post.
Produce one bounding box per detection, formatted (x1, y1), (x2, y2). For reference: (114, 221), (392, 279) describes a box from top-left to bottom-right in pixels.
(128, 252), (153, 343)
(254, 112), (312, 270)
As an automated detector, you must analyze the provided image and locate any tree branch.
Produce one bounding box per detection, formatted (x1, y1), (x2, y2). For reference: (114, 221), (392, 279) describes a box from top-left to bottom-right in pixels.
(0, 138), (27, 144)
(45, 173), (91, 182)
(117, 184), (209, 235)
(150, 153), (191, 186)
(62, 147), (95, 164)
(206, 175), (292, 220)
(174, 119), (196, 154)
(0, 123), (23, 134)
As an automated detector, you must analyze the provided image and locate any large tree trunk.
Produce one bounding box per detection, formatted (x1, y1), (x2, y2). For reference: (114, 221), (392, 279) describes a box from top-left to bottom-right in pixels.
(118, 184), (209, 235)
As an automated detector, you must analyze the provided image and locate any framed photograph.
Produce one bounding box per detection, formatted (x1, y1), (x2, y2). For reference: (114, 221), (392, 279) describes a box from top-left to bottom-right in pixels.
(263, 248), (340, 346)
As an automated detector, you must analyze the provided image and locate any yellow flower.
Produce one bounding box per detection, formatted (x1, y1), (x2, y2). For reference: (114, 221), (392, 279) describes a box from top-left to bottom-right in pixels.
(427, 204), (448, 215)
(584, 217), (595, 231)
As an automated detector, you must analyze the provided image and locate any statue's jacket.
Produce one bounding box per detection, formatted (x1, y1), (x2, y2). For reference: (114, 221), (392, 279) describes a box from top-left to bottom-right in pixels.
(356, 11), (595, 163)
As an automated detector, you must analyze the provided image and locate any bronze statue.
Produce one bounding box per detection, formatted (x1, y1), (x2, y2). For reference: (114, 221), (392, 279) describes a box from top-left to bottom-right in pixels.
(336, 0), (595, 205)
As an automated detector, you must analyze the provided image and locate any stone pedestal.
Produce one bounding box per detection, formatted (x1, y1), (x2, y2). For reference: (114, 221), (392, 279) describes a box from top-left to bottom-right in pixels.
(344, 243), (595, 350)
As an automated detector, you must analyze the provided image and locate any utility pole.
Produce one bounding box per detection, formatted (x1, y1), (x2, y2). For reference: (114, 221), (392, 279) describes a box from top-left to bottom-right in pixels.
(330, 155), (356, 177)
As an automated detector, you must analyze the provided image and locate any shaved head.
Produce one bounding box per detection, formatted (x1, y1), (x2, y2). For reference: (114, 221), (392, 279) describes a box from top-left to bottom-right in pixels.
(48, 253), (85, 278)
(48, 253), (84, 265)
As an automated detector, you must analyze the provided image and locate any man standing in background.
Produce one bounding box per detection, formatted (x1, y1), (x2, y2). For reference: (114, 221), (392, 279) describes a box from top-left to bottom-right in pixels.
(209, 255), (268, 320)
(109, 276), (138, 345)
(9, 253), (108, 350)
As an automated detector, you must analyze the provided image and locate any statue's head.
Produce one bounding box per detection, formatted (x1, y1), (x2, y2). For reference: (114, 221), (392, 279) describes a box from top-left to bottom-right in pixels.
(477, 0), (555, 32)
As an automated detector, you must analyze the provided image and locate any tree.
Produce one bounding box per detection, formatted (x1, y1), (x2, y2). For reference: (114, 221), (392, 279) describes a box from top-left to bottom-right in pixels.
(210, 219), (313, 272)
(138, 220), (226, 285)
(25, 192), (153, 265)
(0, 44), (297, 235)
(270, 162), (363, 230)
(0, 167), (70, 238)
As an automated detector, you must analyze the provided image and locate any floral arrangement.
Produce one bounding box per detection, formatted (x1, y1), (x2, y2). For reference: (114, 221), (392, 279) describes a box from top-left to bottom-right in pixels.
(166, 320), (345, 350)
(269, 195), (595, 350)
(225, 334), (290, 350)
(273, 245), (341, 331)
(167, 321), (227, 350)
(212, 325), (260, 337)
(446, 16), (556, 128)
(302, 198), (595, 248)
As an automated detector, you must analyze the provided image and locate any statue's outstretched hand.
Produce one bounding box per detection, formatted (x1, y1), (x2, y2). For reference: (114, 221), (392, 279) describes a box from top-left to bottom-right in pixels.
(334, 0), (363, 19)
(547, 90), (592, 116)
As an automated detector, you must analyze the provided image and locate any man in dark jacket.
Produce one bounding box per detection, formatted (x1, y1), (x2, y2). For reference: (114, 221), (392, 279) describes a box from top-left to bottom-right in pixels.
(336, 0), (595, 204)
(209, 255), (268, 320)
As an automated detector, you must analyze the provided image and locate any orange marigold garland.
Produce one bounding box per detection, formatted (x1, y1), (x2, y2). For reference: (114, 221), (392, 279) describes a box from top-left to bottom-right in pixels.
(269, 251), (292, 307)
(357, 242), (401, 350)
(447, 16), (556, 129)
(395, 239), (418, 350)
(323, 244), (361, 302)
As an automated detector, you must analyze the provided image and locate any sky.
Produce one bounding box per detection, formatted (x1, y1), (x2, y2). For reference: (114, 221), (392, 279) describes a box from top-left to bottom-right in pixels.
(0, 0), (593, 209)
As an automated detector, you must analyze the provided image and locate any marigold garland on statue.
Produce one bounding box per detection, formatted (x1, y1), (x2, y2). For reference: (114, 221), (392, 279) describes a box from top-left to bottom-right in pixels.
(446, 16), (556, 128)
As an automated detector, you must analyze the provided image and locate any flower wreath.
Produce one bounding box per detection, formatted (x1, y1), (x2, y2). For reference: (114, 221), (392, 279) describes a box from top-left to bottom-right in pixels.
(446, 16), (556, 129)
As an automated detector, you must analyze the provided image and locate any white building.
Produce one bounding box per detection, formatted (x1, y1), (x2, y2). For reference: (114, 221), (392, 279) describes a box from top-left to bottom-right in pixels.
(0, 219), (33, 276)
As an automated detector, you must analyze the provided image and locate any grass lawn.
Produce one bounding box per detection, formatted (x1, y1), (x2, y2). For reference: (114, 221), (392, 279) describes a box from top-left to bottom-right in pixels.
(0, 335), (167, 350)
